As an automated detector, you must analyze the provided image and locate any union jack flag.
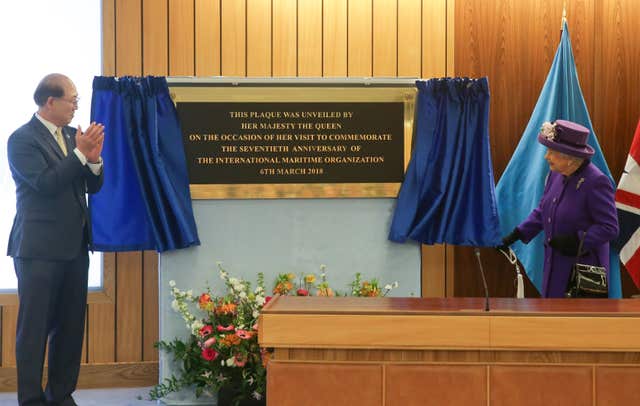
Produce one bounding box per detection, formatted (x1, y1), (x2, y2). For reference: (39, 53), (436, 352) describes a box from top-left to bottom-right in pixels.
(614, 118), (640, 289)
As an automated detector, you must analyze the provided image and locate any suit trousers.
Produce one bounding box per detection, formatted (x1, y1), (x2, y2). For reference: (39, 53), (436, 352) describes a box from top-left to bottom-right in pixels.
(14, 253), (89, 406)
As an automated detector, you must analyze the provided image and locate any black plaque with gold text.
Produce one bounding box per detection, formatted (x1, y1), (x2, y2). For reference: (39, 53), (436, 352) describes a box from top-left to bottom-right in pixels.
(178, 102), (404, 184)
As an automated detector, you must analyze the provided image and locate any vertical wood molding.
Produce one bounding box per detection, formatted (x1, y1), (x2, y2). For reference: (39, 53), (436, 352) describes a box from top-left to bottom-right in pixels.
(143, 251), (159, 362)
(0, 308), (17, 367)
(115, 0), (142, 75)
(116, 253), (143, 362)
(169, 0), (196, 75)
(421, 245), (446, 297)
(143, 0), (169, 75)
(195, 0), (222, 75)
(422, 0), (446, 78)
(246, 0), (272, 76)
(102, 0), (116, 75)
(297, 0), (322, 77)
(323, 0), (348, 76)
(88, 253), (116, 363)
(273, 0), (298, 76)
(398, 0), (422, 77)
(373, 0), (398, 77)
(221, 0), (247, 76)
(347, 0), (373, 76)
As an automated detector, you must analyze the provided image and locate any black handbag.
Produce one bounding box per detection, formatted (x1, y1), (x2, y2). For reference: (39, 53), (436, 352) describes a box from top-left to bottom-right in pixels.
(565, 233), (608, 298)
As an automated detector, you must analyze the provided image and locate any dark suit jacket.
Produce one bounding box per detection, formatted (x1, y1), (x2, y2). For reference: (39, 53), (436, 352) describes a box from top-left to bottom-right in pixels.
(7, 115), (104, 260)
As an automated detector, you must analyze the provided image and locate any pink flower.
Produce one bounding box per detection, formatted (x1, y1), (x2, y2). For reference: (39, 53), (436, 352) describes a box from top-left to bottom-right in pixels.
(234, 353), (247, 367)
(217, 324), (235, 332)
(203, 337), (216, 348)
(201, 347), (219, 361)
(236, 329), (254, 340)
(252, 322), (259, 331)
(199, 325), (213, 337)
(296, 288), (309, 296)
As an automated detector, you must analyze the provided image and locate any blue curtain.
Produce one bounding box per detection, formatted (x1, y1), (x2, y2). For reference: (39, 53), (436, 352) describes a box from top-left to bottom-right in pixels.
(89, 76), (200, 252)
(389, 78), (501, 246)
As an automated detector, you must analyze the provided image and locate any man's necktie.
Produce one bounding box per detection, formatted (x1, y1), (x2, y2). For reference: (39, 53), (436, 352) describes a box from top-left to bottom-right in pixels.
(55, 127), (67, 156)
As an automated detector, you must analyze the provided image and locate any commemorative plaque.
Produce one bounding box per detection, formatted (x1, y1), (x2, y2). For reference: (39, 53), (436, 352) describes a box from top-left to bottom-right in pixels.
(169, 80), (417, 199)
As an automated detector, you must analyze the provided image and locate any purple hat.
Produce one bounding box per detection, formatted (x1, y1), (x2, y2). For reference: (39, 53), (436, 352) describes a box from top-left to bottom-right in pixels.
(537, 119), (594, 158)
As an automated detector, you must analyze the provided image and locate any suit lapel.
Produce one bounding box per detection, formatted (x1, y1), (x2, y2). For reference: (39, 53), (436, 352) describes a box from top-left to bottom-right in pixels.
(29, 116), (66, 160)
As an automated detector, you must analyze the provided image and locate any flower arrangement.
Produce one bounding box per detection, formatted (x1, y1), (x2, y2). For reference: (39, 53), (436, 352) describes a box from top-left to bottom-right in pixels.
(150, 264), (268, 405)
(150, 264), (398, 405)
(540, 121), (557, 140)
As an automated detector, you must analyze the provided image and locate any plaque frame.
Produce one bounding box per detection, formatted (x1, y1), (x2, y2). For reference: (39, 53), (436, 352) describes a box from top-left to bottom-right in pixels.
(168, 78), (418, 199)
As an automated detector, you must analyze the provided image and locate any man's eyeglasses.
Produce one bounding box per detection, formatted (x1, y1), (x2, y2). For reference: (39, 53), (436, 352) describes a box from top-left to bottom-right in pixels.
(55, 96), (80, 106)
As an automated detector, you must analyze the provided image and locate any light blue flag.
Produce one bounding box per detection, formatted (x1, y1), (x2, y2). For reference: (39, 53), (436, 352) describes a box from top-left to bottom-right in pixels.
(495, 20), (621, 298)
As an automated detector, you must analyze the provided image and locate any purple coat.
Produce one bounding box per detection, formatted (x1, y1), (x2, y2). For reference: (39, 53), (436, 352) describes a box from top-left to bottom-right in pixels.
(517, 162), (619, 297)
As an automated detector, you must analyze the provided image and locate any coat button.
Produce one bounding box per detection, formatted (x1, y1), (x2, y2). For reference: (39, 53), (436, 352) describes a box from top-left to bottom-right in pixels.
(548, 218), (551, 223)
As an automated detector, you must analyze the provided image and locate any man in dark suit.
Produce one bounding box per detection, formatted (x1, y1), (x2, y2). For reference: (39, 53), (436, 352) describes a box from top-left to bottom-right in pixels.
(7, 73), (105, 406)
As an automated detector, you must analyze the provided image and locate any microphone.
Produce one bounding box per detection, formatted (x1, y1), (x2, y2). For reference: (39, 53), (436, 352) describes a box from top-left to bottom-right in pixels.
(473, 248), (490, 312)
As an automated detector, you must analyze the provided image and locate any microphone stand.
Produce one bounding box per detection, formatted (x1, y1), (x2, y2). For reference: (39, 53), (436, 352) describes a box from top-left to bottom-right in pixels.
(473, 248), (490, 312)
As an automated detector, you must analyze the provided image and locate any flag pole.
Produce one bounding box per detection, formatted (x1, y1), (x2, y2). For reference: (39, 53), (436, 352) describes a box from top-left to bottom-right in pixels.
(561, 2), (567, 31)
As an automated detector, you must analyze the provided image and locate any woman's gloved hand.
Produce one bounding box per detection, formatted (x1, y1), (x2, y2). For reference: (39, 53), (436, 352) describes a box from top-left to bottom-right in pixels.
(549, 234), (580, 256)
(496, 228), (522, 252)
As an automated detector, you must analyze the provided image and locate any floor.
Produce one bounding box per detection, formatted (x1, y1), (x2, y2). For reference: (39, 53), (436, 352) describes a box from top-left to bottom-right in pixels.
(0, 387), (157, 406)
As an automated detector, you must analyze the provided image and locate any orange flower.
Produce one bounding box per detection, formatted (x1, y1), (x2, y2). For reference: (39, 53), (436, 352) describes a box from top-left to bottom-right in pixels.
(234, 353), (248, 367)
(316, 287), (334, 297)
(198, 293), (213, 310)
(215, 301), (237, 315)
(220, 334), (241, 347)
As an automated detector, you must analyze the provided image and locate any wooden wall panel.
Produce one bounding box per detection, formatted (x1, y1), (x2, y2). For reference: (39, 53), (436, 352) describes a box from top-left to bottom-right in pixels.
(102, 0), (116, 76)
(373, 0), (397, 77)
(143, 0), (168, 75)
(594, 0), (640, 181)
(88, 253), (116, 363)
(398, 0), (422, 77)
(246, 0), (272, 76)
(422, 0), (446, 78)
(347, 0), (373, 76)
(195, 0), (221, 76)
(273, 0), (297, 76)
(1, 309), (17, 367)
(298, 0), (322, 77)
(116, 253), (143, 362)
(323, 0), (348, 76)
(143, 251), (159, 361)
(115, 0), (142, 75)
(169, 0), (195, 75)
(222, 0), (247, 76)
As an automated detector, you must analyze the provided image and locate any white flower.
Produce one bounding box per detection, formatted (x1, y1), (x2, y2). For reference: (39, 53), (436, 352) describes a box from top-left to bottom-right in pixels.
(171, 300), (180, 311)
(191, 320), (204, 332)
(186, 290), (193, 298)
(252, 310), (260, 318)
(169, 280), (176, 287)
(393, 281), (399, 288)
(239, 291), (247, 299)
(226, 357), (235, 367)
(384, 284), (392, 290)
(540, 121), (556, 140)
(256, 296), (265, 306)
(229, 277), (239, 285)
(252, 391), (263, 400)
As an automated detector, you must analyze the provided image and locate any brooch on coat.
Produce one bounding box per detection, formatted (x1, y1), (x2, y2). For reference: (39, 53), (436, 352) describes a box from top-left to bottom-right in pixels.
(576, 177), (585, 190)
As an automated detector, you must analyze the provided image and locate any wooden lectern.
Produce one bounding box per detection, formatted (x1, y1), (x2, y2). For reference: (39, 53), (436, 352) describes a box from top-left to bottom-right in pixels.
(259, 296), (640, 406)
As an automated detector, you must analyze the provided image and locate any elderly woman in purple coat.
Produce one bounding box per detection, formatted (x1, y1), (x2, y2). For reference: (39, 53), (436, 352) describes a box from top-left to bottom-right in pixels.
(500, 119), (619, 298)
